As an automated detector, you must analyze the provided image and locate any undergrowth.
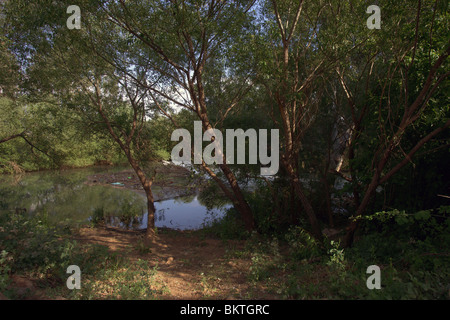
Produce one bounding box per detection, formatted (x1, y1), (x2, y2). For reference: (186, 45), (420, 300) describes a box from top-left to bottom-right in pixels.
(215, 206), (450, 299)
(0, 211), (167, 299)
(1, 205), (449, 300)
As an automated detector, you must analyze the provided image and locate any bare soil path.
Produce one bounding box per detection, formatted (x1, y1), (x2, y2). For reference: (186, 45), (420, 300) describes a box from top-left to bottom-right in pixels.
(72, 226), (278, 300)
(2, 226), (280, 300)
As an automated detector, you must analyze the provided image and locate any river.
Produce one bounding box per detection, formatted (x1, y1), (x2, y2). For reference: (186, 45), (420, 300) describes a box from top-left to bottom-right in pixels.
(0, 165), (230, 230)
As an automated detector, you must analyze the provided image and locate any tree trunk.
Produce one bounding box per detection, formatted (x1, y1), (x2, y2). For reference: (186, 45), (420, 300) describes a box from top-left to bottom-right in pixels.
(125, 152), (157, 242)
(321, 175), (334, 228)
(197, 109), (256, 232)
(283, 160), (323, 241)
(143, 182), (156, 241)
(293, 177), (323, 242)
(343, 174), (379, 247)
(218, 163), (255, 231)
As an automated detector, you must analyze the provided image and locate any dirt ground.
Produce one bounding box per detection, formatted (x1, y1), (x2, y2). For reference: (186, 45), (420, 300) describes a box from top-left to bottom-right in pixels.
(2, 226), (279, 300)
(70, 226), (278, 300)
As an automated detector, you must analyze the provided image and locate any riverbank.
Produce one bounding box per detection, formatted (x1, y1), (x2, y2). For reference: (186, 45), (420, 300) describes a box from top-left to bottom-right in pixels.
(1, 211), (449, 300)
(0, 224), (280, 300)
(84, 162), (202, 201)
(1, 163), (448, 300)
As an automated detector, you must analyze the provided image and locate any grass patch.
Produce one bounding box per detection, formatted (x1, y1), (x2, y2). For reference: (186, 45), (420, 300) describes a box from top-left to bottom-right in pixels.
(66, 258), (168, 300)
(200, 209), (249, 240)
(0, 211), (167, 299)
(223, 219), (450, 300)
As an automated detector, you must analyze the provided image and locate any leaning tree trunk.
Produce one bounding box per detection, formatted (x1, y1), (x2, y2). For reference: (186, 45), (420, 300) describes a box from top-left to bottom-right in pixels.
(218, 162), (255, 231)
(283, 158), (323, 242)
(195, 95), (256, 232)
(125, 152), (157, 241)
(143, 182), (156, 239)
(343, 179), (379, 247)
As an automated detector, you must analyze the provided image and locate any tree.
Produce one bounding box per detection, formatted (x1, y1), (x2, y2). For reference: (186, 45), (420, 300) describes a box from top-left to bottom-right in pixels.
(95, 0), (259, 231)
(329, 0), (449, 246)
(3, 0), (161, 241)
(252, 0), (367, 240)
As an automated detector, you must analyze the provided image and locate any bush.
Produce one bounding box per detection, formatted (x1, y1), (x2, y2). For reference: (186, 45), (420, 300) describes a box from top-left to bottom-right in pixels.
(0, 250), (12, 292)
(341, 206), (450, 299)
(284, 226), (323, 261)
(349, 206), (450, 272)
(247, 235), (284, 283)
(0, 211), (77, 280)
(0, 209), (170, 300)
(201, 208), (249, 240)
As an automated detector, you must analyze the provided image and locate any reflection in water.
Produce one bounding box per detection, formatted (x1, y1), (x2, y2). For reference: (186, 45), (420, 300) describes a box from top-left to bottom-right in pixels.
(151, 196), (229, 230)
(106, 195), (230, 230)
(0, 166), (229, 230)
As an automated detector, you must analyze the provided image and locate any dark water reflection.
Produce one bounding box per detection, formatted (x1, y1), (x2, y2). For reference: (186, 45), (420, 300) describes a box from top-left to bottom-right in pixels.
(0, 166), (230, 230)
(107, 195), (229, 230)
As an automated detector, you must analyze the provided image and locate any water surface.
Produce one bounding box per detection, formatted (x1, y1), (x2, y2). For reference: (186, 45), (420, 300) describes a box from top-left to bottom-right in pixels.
(0, 166), (229, 230)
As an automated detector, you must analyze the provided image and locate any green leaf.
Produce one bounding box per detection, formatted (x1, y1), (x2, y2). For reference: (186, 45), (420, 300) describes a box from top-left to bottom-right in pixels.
(414, 210), (431, 221)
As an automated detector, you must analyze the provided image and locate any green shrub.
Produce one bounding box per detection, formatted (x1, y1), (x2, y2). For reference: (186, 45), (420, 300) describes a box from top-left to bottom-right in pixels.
(248, 236), (283, 283)
(0, 210), (169, 300)
(284, 226), (322, 261)
(201, 209), (249, 240)
(0, 250), (12, 292)
(349, 206), (450, 272)
(327, 240), (346, 272)
(342, 206), (450, 299)
(0, 212), (74, 276)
